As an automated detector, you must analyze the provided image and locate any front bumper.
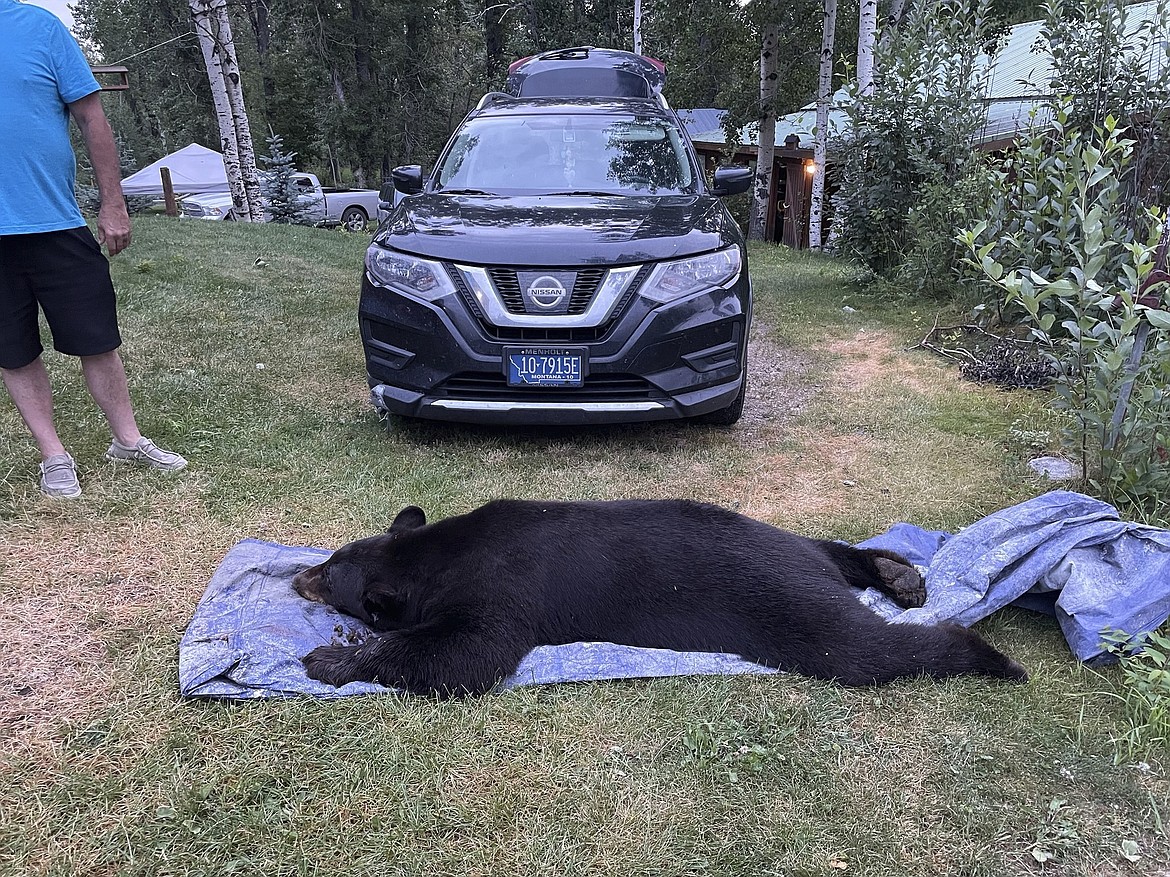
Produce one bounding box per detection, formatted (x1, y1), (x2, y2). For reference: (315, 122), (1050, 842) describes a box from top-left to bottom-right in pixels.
(359, 266), (749, 425)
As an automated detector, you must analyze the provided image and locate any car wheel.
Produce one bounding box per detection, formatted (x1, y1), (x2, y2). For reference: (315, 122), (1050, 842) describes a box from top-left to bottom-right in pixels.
(341, 206), (369, 232)
(694, 376), (746, 426)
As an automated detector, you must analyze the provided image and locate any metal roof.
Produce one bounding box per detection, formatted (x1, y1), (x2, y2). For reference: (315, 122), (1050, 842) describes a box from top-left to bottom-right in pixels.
(977, 0), (1167, 145)
(675, 108), (727, 142)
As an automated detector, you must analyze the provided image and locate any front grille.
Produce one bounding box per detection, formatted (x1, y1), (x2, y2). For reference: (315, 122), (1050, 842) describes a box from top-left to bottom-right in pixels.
(489, 324), (610, 342)
(438, 372), (658, 401)
(488, 267), (607, 315)
(449, 263), (651, 344)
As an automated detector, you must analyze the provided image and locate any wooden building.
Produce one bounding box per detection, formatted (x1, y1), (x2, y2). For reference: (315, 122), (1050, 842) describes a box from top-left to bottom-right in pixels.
(679, 101), (846, 250)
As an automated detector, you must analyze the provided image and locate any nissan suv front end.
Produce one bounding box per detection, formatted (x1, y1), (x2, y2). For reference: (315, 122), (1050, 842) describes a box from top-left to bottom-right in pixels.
(361, 92), (752, 426)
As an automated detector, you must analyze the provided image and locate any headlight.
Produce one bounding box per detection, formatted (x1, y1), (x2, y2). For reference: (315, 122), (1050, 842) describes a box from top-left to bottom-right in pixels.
(365, 246), (455, 301)
(640, 247), (742, 304)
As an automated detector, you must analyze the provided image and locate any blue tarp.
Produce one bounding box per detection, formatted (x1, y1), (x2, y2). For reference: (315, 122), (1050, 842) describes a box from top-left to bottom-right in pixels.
(178, 491), (1170, 699)
(857, 490), (1170, 660)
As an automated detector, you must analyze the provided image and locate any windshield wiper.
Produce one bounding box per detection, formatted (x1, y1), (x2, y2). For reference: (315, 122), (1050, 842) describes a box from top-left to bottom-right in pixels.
(543, 190), (621, 197)
(439, 188), (494, 195)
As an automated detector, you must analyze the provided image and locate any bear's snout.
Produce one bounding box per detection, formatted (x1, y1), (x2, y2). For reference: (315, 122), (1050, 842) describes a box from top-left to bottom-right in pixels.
(292, 562), (329, 603)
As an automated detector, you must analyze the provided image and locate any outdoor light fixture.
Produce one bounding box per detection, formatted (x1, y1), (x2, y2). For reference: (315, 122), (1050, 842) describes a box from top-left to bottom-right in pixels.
(804, 160), (817, 175)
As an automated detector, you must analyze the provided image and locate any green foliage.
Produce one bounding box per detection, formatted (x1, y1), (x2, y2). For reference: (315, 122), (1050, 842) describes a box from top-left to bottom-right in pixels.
(1101, 628), (1170, 760)
(1029, 797), (1081, 864)
(957, 0), (1170, 513)
(1035, 0), (1170, 229)
(73, 0), (221, 167)
(830, 0), (996, 292)
(959, 146), (1170, 506)
(259, 132), (312, 225)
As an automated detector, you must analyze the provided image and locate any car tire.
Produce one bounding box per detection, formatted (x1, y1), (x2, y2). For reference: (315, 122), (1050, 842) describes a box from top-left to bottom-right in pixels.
(340, 206), (369, 232)
(694, 376), (746, 426)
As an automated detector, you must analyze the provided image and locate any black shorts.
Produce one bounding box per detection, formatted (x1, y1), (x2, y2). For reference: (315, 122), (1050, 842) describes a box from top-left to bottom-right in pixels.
(0, 225), (122, 370)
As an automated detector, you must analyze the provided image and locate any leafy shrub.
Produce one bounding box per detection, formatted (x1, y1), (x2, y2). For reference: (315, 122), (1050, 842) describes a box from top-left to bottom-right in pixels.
(1041, 0), (1170, 226)
(958, 0), (1170, 514)
(830, 0), (995, 292)
(1101, 627), (1170, 761)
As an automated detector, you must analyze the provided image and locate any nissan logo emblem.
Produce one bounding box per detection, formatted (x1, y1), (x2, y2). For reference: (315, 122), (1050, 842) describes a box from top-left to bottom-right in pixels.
(526, 275), (567, 309)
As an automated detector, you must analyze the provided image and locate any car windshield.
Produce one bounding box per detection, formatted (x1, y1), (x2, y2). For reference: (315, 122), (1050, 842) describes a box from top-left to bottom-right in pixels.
(433, 113), (697, 195)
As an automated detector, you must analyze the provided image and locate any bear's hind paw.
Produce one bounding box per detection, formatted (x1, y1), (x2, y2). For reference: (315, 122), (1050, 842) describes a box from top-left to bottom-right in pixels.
(873, 556), (927, 608)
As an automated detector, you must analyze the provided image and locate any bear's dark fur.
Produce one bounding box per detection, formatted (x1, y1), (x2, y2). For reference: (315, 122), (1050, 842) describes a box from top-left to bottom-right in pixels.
(293, 498), (1027, 696)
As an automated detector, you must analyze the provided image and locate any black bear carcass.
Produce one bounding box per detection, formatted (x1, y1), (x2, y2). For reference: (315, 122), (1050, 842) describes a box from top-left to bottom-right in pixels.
(292, 498), (1027, 696)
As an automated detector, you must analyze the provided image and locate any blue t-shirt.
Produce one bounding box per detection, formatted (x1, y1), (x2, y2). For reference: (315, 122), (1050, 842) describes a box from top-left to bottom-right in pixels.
(0, 0), (101, 234)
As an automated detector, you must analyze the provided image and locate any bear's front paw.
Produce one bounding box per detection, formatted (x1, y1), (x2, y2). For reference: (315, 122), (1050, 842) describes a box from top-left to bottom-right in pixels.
(302, 643), (366, 687)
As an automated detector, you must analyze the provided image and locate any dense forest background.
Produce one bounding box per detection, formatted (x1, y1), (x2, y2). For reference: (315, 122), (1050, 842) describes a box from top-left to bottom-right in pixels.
(74, 0), (1044, 187)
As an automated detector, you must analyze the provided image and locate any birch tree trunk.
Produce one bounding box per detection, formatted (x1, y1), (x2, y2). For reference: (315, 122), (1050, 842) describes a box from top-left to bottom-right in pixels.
(633, 0), (643, 54)
(809, 0), (837, 250)
(857, 0), (878, 96)
(189, 0), (263, 222)
(748, 16), (779, 242)
(880, 0), (910, 48)
(213, 2), (263, 219)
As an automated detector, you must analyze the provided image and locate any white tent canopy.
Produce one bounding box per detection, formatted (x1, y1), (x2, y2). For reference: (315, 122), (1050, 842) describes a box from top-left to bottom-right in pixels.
(120, 143), (229, 196)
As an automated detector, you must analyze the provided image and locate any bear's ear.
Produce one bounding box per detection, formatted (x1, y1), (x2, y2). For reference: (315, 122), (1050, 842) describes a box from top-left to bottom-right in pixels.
(388, 505), (427, 533)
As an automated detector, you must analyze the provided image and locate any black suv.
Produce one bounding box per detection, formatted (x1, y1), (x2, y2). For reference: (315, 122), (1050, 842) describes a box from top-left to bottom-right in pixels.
(362, 47), (752, 425)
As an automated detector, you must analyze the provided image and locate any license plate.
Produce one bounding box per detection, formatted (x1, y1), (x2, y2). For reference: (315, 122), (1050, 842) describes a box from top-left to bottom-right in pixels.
(505, 347), (585, 387)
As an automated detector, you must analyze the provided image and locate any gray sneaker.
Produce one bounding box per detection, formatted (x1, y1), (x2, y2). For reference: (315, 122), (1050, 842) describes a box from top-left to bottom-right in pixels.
(105, 437), (188, 472)
(40, 454), (82, 498)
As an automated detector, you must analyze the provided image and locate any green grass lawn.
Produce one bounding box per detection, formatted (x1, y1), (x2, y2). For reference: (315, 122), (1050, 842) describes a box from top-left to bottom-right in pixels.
(0, 219), (1166, 876)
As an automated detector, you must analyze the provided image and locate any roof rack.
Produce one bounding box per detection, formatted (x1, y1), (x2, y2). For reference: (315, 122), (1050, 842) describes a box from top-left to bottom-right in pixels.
(475, 91), (519, 111)
(533, 46), (594, 62)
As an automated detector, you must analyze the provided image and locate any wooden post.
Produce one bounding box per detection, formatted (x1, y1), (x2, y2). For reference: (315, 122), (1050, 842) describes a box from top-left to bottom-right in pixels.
(784, 159), (804, 247)
(160, 166), (178, 217)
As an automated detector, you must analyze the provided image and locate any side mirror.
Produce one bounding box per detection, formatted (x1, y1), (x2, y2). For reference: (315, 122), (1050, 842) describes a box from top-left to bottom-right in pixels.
(391, 165), (424, 196)
(711, 166), (752, 197)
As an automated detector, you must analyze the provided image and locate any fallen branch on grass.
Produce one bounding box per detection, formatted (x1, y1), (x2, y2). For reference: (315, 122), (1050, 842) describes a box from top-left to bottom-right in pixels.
(909, 318), (1054, 389)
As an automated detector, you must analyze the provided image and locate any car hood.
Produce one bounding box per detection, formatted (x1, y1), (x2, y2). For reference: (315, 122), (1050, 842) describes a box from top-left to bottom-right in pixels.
(372, 193), (738, 265)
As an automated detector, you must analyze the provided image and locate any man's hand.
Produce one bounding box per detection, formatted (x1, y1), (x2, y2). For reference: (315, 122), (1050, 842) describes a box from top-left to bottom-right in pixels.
(96, 199), (131, 256)
(68, 92), (132, 256)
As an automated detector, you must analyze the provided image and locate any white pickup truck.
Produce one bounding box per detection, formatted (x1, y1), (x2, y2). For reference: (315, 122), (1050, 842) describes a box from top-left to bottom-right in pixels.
(180, 172), (384, 230)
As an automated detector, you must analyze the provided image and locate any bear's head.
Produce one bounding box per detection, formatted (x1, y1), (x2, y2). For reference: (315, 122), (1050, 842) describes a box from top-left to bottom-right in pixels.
(292, 505), (427, 629)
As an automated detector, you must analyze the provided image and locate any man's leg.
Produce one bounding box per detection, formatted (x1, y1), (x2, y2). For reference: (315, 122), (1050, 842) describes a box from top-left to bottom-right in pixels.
(84, 349), (187, 472)
(1, 356), (67, 459)
(80, 349), (141, 447)
(2, 356), (82, 497)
